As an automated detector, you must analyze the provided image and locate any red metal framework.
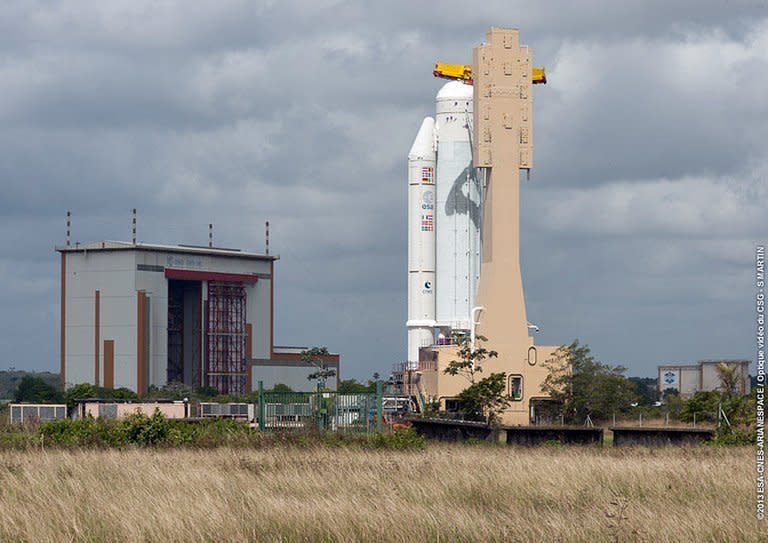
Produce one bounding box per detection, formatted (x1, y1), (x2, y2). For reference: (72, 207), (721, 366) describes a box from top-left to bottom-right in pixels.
(206, 282), (247, 395)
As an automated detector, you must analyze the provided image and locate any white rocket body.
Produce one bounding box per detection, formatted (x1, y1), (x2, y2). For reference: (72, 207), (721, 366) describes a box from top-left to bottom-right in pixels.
(434, 82), (479, 332)
(407, 82), (481, 368)
(407, 117), (437, 368)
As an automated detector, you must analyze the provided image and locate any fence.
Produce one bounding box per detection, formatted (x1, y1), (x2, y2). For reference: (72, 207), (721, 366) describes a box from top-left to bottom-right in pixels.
(9, 404), (67, 425)
(530, 410), (720, 429)
(254, 382), (385, 433)
(199, 402), (253, 420)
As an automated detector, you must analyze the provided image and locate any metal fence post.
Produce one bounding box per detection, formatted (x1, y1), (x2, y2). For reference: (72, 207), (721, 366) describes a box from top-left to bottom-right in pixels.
(258, 380), (265, 432)
(376, 380), (383, 433)
(316, 382), (323, 432)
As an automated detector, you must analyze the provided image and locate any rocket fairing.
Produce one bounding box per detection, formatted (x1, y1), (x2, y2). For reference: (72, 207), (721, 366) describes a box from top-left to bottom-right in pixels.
(407, 117), (437, 369)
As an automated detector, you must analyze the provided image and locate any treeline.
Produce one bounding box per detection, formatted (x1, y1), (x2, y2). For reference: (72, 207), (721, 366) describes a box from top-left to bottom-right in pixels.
(8, 376), (381, 409)
(0, 371), (59, 400)
(539, 340), (757, 444)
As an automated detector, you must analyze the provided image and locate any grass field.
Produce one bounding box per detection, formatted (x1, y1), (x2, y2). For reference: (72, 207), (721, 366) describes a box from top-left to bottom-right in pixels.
(0, 444), (761, 542)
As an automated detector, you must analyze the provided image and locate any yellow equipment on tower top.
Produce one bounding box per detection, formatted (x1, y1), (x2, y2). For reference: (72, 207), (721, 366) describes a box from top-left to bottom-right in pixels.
(433, 62), (546, 85)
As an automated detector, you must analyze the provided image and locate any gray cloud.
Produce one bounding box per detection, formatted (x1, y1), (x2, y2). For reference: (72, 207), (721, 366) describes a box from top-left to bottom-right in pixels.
(0, 1), (765, 379)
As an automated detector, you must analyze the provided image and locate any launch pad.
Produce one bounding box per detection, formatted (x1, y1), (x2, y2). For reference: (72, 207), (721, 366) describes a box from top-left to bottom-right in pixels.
(404, 28), (562, 425)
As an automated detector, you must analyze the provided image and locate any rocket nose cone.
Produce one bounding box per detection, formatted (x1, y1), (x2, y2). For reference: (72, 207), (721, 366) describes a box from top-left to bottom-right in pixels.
(408, 117), (435, 159)
(436, 81), (474, 101)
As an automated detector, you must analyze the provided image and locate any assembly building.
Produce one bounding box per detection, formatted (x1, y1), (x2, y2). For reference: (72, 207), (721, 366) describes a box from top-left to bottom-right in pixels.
(57, 239), (339, 394)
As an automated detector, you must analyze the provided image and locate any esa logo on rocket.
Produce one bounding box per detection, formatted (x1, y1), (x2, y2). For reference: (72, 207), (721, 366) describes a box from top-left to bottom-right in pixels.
(422, 281), (432, 294)
(422, 191), (434, 210)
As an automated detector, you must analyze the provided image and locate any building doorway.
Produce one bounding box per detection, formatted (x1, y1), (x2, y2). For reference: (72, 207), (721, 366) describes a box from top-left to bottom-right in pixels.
(167, 279), (202, 388)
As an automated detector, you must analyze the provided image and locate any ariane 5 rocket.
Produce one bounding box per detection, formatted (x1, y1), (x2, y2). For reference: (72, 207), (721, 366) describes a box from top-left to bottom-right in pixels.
(407, 81), (482, 368)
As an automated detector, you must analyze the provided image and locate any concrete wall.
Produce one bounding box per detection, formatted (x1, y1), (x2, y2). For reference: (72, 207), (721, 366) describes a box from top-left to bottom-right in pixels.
(679, 367), (700, 396)
(65, 250), (140, 390)
(135, 254), (169, 390)
(611, 427), (714, 447)
(421, 342), (557, 426)
(79, 401), (187, 420)
(249, 276), (272, 359)
(408, 418), (603, 445)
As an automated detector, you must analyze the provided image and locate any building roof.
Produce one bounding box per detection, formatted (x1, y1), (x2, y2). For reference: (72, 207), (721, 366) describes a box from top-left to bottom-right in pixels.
(659, 359), (751, 371)
(55, 240), (278, 261)
(698, 359), (750, 365)
(273, 346), (340, 356)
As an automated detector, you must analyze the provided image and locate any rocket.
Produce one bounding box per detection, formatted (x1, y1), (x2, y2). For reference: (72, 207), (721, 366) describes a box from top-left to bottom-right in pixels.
(407, 82), (481, 368)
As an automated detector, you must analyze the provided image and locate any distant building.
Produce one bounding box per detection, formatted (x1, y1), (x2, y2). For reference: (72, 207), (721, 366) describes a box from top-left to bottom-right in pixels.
(657, 360), (751, 397)
(57, 240), (339, 395)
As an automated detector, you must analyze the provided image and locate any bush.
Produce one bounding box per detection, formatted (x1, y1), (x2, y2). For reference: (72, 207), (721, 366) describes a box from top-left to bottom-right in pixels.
(679, 391), (719, 423)
(123, 412), (170, 446)
(710, 427), (755, 446)
(12, 413), (425, 451)
(370, 428), (425, 450)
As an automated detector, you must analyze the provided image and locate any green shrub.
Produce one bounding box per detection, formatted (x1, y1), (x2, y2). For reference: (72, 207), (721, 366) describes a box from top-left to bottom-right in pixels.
(710, 427), (755, 446)
(370, 428), (425, 450)
(123, 411), (170, 446)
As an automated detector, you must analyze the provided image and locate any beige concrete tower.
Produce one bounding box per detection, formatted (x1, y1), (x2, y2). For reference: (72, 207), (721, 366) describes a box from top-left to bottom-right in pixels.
(470, 28), (560, 424)
(472, 27), (533, 351)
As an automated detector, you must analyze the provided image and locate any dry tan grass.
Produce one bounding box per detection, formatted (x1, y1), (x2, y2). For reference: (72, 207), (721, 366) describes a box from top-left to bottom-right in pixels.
(0, 444), (761, 542)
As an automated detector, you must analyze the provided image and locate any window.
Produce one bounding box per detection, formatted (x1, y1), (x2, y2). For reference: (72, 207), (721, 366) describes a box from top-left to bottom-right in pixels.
(527, 346), (537, 366)
(509, 375), (523, 401)
(444, 398), (462, 413)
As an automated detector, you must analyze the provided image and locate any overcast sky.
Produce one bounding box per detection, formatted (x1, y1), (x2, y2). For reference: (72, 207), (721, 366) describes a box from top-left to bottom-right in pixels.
(0, 1), (766, 380)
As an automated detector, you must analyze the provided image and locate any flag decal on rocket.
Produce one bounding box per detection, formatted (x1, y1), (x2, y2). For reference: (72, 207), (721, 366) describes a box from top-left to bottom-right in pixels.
(421, 167), (434, 185)
(421, 214), (434, 232)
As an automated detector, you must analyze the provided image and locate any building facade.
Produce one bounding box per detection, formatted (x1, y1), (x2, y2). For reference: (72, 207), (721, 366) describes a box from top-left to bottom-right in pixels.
(658, 359), (751, 397)
(58, 241), (338, 394)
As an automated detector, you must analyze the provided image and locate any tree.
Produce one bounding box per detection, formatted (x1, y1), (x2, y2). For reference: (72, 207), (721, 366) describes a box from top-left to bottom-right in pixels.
(715, 362), (740, 399)
(455, 373), (511, 425)
(270, 383), (294, 393)
(63, 383), (97, 408)
(443, 335), (508, 424)
(14, 375), (62, 403)
(680, 391), (719, 422)
(110, 387), (139, 400)
(627, 377), (658, 406)
(443, 334), (498, 385)
(338, 379), (370, 394)
(713, 362), (751, 443)
(302, 347), (336, 388)
(541, 340), (637, 424)
(63, 383), (138, 408)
